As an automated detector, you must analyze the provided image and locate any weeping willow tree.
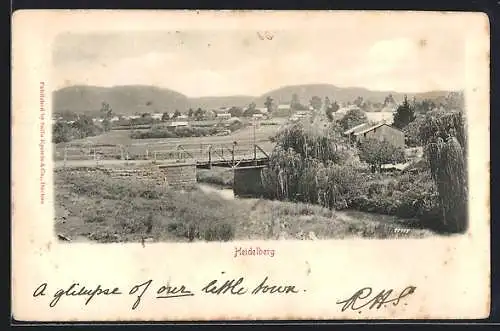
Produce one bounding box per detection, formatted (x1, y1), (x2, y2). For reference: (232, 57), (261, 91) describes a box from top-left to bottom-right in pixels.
(419, 110), (467, 233)
(263, 118), (361, 208)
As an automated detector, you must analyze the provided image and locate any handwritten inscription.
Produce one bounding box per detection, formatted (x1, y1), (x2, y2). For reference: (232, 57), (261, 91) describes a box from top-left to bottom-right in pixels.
(32, 280), (415, 313)
(32, 273), (301, 310)
(336, 286), (416, 312)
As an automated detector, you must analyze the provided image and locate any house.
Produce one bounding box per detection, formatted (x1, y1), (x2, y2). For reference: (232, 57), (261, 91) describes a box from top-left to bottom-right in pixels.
(177, 114), (189, 120)
(217, 113), (232, 119)
(294, 110), (311, 118)
(168, 121), (189, 128)
(337, 105), (361, 116)
(277, 104), (291, 111)
(123, 115), (141, 120)
(151, 113), (163, 120)
(343, 121), (405, 148)
(273, 104), (292, 117)
(203, 110), (217, 120)
(110, 116), (120, 122)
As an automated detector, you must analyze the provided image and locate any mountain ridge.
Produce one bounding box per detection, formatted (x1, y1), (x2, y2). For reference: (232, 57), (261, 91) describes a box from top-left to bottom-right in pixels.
(53, 84), (459, 115)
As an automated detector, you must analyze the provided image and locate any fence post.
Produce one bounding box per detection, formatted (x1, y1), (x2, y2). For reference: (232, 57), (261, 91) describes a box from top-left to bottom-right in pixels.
(208, 145), (212, 168)
(154, 151), (157, 163)
(146, 148), (149, 160)
(64, 145), (67, 167)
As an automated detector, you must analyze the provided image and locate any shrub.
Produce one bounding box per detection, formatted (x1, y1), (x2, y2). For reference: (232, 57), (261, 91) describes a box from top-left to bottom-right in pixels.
(358, 138), (406, 172)
(202, 222), (235, 241)
(349, 171), (441, 225)
(196, 168), (234, 187)
(88, 231), (120, 243)
(85, 215), (105, 223)
(139, 190), (161, 199)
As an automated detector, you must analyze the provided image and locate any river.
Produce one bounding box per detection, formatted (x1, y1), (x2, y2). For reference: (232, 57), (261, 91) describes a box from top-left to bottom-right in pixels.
(198, 183), (236, 200)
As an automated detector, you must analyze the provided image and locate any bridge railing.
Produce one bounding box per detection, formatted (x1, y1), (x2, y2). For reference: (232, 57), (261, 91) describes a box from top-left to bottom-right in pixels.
(55, 140), (273, 166)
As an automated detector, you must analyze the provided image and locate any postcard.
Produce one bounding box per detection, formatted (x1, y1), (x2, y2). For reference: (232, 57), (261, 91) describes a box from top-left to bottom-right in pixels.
(11, 10), (490, 321)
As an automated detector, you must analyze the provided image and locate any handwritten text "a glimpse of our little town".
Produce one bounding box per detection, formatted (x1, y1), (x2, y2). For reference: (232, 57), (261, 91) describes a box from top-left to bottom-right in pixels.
(32, 273), (301, 310)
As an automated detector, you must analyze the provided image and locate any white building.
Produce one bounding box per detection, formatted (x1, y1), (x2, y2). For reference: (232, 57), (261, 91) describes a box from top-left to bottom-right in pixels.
(277, 104), (291, 111)
(123, 115), (141, 120)
(151, 113), (163, 120)
(217, 113), (232, 119)
(169, 121), (189, 127)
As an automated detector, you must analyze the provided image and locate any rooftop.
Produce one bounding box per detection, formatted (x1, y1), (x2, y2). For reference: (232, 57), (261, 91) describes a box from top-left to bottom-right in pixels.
(343, 120), (399, 136)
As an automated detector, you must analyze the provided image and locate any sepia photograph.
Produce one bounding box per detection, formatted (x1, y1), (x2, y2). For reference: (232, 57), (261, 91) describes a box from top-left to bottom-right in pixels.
(52, 25), (468, 244)
(11, 10), (490, 321)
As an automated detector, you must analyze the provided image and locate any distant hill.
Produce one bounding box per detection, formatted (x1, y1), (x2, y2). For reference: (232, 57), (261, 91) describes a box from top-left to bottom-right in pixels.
(189, 95), (255, 110)
(254, 84), (455, 106)
(53, 85), (191, 115)
(53, 84), (457, 115)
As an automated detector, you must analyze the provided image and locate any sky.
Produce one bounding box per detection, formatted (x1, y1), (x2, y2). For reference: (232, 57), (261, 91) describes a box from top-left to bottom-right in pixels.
(52, 23), (466, 97)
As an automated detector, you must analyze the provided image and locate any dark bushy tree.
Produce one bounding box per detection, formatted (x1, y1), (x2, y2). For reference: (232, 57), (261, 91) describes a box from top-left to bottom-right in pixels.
(264, 96), (274, 114)
(172, 110), (182, 119)
(243, 102), (259, 117)
(228, 106), (243, 117)
(393, 95), (416, 129)
(310, 96), (322, 111)
(339, 108), (367, 130)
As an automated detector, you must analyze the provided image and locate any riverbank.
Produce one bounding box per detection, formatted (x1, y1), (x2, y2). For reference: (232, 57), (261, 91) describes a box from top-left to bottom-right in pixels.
(54, 169), (435, 243)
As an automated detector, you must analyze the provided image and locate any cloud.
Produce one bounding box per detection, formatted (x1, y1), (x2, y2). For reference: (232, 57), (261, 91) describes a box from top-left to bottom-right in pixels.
(52, 30), (466, 96)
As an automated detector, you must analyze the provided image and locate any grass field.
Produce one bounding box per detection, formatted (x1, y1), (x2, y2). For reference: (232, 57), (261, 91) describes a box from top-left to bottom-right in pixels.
(54, 168), (434, 243)
(54, 120), (284, 161)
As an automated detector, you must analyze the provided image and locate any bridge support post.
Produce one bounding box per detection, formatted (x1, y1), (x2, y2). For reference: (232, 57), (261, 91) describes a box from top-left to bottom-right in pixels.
(231, 144), (235, 167)
(208, 145), (212, 169)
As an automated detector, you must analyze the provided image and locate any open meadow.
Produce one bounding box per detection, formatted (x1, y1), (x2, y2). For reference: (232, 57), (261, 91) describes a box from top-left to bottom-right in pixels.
(54, 168), (435, 243)
(53, 119), (284, 162)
